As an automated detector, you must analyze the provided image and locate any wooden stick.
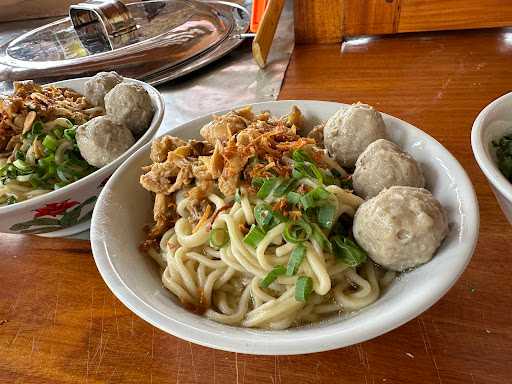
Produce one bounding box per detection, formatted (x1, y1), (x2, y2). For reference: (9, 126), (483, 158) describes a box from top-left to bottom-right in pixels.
(252, 0), (285, 68)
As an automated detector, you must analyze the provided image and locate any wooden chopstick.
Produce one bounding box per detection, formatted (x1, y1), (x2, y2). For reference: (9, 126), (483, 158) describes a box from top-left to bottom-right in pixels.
(252, 0), (285, 68)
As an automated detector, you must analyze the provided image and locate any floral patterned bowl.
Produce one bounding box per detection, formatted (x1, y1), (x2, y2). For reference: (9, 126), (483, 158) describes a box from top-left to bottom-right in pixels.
(0, 77), (164, 237)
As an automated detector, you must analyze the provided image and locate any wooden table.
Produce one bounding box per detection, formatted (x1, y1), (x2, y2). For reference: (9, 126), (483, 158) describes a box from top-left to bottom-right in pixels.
(2, 28), (512, 384)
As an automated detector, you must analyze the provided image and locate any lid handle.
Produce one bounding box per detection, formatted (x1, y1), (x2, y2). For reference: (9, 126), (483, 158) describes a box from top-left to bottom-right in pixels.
(69, 0), (138, 53)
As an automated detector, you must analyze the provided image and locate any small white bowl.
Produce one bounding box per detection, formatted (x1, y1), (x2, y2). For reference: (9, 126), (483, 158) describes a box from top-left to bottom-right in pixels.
(91, 100), (479, 355)
(472, 92), (512, 224)
(0, 77), (164, 236)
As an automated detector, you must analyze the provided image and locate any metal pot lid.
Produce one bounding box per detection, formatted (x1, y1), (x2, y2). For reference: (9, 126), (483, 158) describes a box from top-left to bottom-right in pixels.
(0, 0), (249, 84)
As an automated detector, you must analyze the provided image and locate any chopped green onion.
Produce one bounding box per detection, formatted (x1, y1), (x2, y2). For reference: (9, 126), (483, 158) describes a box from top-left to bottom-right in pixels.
(273, 178), (298, 197)
(283, 219), (312, 243)
(287, 191), (302, 204)
(311, 223), (332, 252)
(332, 235), (367, 267)
(254, 204), (274, 228)
(15, 151), (25, 161)
(286, 245), (306, 276)
(293, 160), (324, 184)
(56, 167), (71, 183)
(29, 174), (42, 188)
(300, 187), (331, 210)
(251, 177), (265, 189)
(317, 204), (336, 229)
(260, 265), (286, 288)
(292, 149), (313, 163)
(243, 225), (266, 248)
(13, 159), (32, 171)
(52, 127), (64, 139)
(42, 135), (58, 151)
(63, 127), (76, 141)
(31, 121), (43, 135)
(209, 228), (229, 249)
(295, 276), (313, 302)
(257, 177), (279, 199)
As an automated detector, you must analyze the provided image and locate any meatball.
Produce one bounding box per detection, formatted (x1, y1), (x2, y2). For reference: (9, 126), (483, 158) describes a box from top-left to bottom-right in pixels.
(76, 116), (134, 168)
(105, 83), (154, 136)
(353, 139), (425, 199)
(84, 71), (123, 108)
(353, 186), (448, 271)
(323, 103), (386, 168)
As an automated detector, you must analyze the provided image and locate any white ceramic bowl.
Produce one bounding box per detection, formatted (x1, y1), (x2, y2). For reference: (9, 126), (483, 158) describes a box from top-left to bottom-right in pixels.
(0, 77), (164, 237)
(91, 100), (479, 355)
(472, 92), (512, 224)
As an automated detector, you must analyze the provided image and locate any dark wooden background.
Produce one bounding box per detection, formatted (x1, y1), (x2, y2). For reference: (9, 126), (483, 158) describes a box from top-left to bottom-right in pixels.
(1, 27), (512, 383)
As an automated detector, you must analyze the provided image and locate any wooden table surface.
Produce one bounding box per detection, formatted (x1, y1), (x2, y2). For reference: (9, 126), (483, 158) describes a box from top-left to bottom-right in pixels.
(2, 28), (512, 384)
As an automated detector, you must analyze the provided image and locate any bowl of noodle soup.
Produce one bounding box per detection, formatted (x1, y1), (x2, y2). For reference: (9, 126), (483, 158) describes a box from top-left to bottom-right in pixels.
(91, 100), (478, 355)
(0, 76), (163, 236)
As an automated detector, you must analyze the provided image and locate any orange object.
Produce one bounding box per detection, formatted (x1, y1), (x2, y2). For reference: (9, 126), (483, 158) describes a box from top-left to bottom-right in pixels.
(250, 0), (268, 32)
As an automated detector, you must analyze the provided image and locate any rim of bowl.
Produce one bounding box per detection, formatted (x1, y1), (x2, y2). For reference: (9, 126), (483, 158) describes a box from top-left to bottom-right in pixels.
(92, 100), (479, 355)
(0, 77), (164, 214)
(471, 91), (512, 202)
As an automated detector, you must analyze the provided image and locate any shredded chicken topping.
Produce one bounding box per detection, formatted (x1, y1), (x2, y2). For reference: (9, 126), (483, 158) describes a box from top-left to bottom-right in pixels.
(140, 106), (319, 243)
(0, 80), (103, 154)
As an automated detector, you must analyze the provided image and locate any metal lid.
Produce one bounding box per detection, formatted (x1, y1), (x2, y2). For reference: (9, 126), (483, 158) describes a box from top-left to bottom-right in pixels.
(0, 0), (249, 84)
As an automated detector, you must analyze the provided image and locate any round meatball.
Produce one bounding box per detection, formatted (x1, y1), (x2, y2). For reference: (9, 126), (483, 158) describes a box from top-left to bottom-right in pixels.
(323, 103), (386, 168)
(353, 186), (448, 271)
(105, 83), (154, 135)
(353, 139), (425, 199)
(76, 116), (134, 168)
(84, 71), (123, 108)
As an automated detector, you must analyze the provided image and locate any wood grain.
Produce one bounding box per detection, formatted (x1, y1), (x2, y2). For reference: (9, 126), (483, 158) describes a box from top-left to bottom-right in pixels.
(398, 0), (512, 33)
(295, 0), (512, 43)
(2, 27), (512, 383)
(294, 0), (343, 44)
(342, 0), (401, 36)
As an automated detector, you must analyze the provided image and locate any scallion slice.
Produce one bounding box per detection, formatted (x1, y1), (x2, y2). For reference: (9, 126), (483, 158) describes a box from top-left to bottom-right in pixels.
(292, 149), (313, 163)
(243, 225), (266, 248)
(283, 219), (312, 243)
(287, 191), (302, 205)
(209, 228), (229, 249)
(332, 235), (367, 267)
(31, 121), (43, 135)
(273, 178), (297, 197)
(311, 223), (332, 252)
(295, 276), (313, 302)
(251, 177), (265, 189)
(13, 159), (31, 171)
(300, 187), (331, 210)
(63, 127), (76, 141)
(42, 135), (58, 151)
(254, 204), (274, 229)
(260, 265), (286, 288)
(317, 204), (336, 229)
(257, 177), (279, 199)
(286, 245), (306, 276)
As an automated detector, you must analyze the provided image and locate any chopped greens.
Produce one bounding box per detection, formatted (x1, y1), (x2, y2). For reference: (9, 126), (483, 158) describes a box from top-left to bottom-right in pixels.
(332, 235), (367, 267)
(493, 134), (512, 181)
(209, 228), (229, 249)
(295, 276), (313, 302)
(260, 265), (287, 288)
(0, 118), (97, 201)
